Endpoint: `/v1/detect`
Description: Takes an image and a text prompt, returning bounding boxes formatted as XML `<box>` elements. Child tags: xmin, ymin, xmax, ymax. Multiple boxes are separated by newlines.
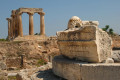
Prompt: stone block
<box><xmin>53</xmin><ymin>56</ymin><xmax>120</xmax><ymax>80</ymax></box>
<box><xmin>57</xmin><ymin>17</ymin><xmax>112</xmax><ymax>62</ymax></box>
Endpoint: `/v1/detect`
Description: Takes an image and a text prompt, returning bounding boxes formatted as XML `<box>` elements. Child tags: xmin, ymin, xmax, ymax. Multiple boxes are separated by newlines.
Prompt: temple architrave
<box><xmin>6</xmin><ymin>8</ymin><xmax>45</xmax><ymax>40</ymax></box>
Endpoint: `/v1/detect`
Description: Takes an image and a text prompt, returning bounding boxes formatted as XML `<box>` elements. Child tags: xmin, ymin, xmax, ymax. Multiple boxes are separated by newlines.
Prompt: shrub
<box><xmin>8</xmin><ymin>76</ymin><xmax>16</xmax><ymax>80</ymax></box>
<box><xmin>0</xmin><ymin>38</ymin><xmax>7</xmax><ymax>41</ymax></box>
<box><xmin>37</xmin><ymin>58</ymin><xmax>47</xmax><ymax>67</ymax></box>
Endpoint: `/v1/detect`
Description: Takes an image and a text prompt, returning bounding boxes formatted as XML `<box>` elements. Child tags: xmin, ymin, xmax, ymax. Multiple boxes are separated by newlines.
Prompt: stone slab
<box><xmin>57</xmin><ymin>25</ymin><xmax>112</xmax><ymax>62</ymax></box>
<box><xmin>53</xmin><ymin>56</ymin><xmax>120</xmax><ymax>80</ymax></box>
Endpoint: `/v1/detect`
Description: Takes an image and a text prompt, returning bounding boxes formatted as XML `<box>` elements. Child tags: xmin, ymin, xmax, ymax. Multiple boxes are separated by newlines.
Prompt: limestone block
<box><xmin>53</xmin><ymin>56</ymin><xmax>82</xmax><ymax>80</ymax></box>
<box><xmin>82</xmin><ymin>21</ymin><xmax>99</xmax><ymax>26</ymax></box>
<box><xmin>57</xmin><ymin>19</ymin><xmax>112</xmax><ymax>62</ymax></box>
<box><xmin>53</xmin><ymin>56</ymin><xmax>120</xmax><ymax>80</ymax></box>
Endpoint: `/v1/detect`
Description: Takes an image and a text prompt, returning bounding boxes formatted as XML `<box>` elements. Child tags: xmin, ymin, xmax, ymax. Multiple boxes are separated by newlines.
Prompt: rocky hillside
<box><xmin>112</xmin><ymin>35</ymin><xmax>120</xmax><ymax>49</ymax></box>
<box><xmin>0</xmin><ymin>39</ymin><xmax>60</xmax><ymax>69</ymax></box>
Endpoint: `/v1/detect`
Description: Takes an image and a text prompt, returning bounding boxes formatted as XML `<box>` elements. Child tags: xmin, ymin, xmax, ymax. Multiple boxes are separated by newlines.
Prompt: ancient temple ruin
<box><xmin>53</xmin><ymin>16</ymin><xmax>120</xmax><ymax>80</ymax></box>
<box><xmin>6</xmin><ymin>8</ymin><xmax>46</xmax><ymax>40</ymax></box>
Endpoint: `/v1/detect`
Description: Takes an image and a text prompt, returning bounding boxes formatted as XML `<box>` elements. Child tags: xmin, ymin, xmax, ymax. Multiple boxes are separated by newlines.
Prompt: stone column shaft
<box><xmin>14</xmin><ymin>15</ymin><xmax>17</xmax><ymax>37</ymax></box>
<box><xmin>10</xmin><ymin>19</ymin><xmax>13</xmax><ymax>38</ymax></box>
<box><xmin>39</xmin><ymin>12</ymin><xmax>45</xmax><ymax>35</ymax></box>
<box><xmin>18</xmin><ymin>13</ymin><xmax>23</xmax><ymax>37</ymax></box>
<box><xmin>8</xmin><ymin>20</ymin><xmax>11</xmax><ymax>39</ymax></box>
<box><xmin>16</xmin><ymin>15</ymin><xmax>19</xmax><ymax>36</ymax></box>
<box><xmin>12</xmin><ymin>16</ymin><xmax>15</xmax><ymax>38</ymax></box>
<box><xmin>6</xmin><ymin>18</ymin><xmax>11</xmax><ymax>40</ymax></box>
<box><xmin>11</xmin><ymin>10</ymin><xmax>17</xmax><ymax>38</ymax></box>
<box><xmin>28</xmin><ymin>13</ymin><xmax>34</xmax><ymax>35</ymax></box>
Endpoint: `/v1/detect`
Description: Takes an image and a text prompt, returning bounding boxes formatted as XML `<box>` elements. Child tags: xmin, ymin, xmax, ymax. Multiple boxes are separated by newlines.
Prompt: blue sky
<box><xmin>0</xmin><ymin>0</ymin><xmax>120</xmax><ymax>38</ymax></box>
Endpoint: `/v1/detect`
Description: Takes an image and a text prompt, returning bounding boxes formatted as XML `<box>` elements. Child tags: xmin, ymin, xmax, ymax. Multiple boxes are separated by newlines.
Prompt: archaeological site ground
<box><xmin>0</xmin><ymin>1</ymin><xmax>120</xmax><ymax>80</ymax></box>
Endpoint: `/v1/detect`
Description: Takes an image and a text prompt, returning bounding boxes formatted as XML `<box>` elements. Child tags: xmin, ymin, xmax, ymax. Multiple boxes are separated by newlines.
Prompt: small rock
<box><xmin>105</xmin><ymin>58</ymin><xmax>114</xmax><ymax>63</ymax></box>
<box><xmin>0</xmin><ymin>62</ymin><xmax>6</xmax><ymax>70</ymax></box>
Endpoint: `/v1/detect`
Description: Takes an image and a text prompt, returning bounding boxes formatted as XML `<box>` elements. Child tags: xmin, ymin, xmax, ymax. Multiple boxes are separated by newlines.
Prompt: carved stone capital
<box><xmin>18</xmin><ymin>12</ymin><xmax>23</xmax><ymax>16</ymax></box>
<box><xmin>6</xmin><ymin>18</ymin><xmax>11</xmax><ymax>21</ymax></box>
<box><xmin>12</xmin><ymin>10</ymin><xmax>16</xmax><ymax>15</ymax></box>
<box><xmin>11</xmin><ymin>15</ymin><xmax>16</xmax><ymax>18</ymax></box>
<box><xmin>27</xmin><ymin>12</ymin><xmax>34</xmax><ymax>15</ymax></box>
<box><xmin>38</xmin><ymin>12</ymin><xmax>45</xmax><ymax>16</ymax></box>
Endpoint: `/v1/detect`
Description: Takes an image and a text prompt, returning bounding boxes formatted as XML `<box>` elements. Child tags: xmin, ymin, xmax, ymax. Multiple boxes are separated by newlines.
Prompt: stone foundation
<box><xmin>53</xmin><ymin>56</ymin><xmax>120</xmax><ymax>80</ymax></box>
<box><xmin>13</xmin><ymin>35</ymin><xmax>48</xmax><ymax>41</ymax></box>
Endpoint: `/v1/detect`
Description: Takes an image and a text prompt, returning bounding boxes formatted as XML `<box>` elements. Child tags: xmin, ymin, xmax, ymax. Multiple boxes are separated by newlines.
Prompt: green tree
<box><xmin>102</xmin><ymin>25</ymin><xmax>109</xmax><ymax>31</ymax></box>
<box><xmin>102</xmin><ymin>25</ymin><xmax>114</xmax><ymax>36</ymax></box>
<box><xmin>35</xmin><ymin>33</ymin><xmax>38</xmax><ymax>35</ymax></box>
<box><xmin>35</xmin><ymin>33</ymin><xmax>40</xmax><ymax>35</ymax></box>
<box><xmin>109</xmin><ymin>28</ymin><xmax>114</xmax><ymax>35</ymax></box>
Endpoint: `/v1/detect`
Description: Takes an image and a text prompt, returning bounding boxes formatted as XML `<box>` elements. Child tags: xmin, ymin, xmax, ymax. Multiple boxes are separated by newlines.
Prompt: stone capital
<box><xmin>38</xmin><ymin>12</ymin><xmax>45</xmax><ymax>16</ymax></box>
<box><xmin>12</xmin><ymin>10</ymin><xmax>16</xmax><ymax>15</ymax></box>
<box><xmin>27</xmin><ymin>12</ymin><xmax>34</xmax><ymax>15</ymax></box>
<box><xmin>11</xmin><ymin>14</ymin><xmax>16</xmax><ymax>18</ymax></box>
<box><xmin>6</xmin><ymin>18</ymin><xmax>11</xmax><ymax>21</ymax></box>
<box><xmin>18</xmin><ymin>12</ymin><xmax>23</xmax><ymax>16</ymax></box>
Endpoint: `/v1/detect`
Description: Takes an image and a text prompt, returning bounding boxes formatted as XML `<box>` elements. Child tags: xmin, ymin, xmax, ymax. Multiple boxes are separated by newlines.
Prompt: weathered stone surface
<box><xmin>57</xmin><ymin>16</ymin><xmax>112</xmax><ymax>62</ymax></box>
<box><xmin>0</xmin><ymin>62</ymin><xmax>6</xmax><ymax>70</ymax></box>
<box><xmin>16</xmin><ymin>8</ymin><xmax>43</xmax><ymax>13</ymax></box>
<box><xmin>112</xmin><ymin>50</ymin><xmax>120</xmax><ymax>62</ymax></box>
<box><xmin>13</xmin><ymin>35</ymin><xmax>48</xmax><ymax>41</ymax></box>
<box><xmin>67</xmin><ymin>16</ymin><xmax>82</xmax><ymax>29</ymax></box>
<box><xmin>53</xmin><ymin>56</ymin><xmax>120</xmax><ymax>80</ymax></box>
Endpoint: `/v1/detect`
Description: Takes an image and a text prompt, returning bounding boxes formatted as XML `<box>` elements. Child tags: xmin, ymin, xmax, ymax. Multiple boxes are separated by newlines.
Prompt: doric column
<box><xmin>10</xmin><ymin>18</ymin><xmax>13</xmax><ymax>39</ymax></box>
<box><xmin>14</xmin><ymin>15</ymin><xmax>18</xmax><ymax>37</ymax></box>
<box><xmin>11</xmin><ymin>10</ymin><xmax>16</xmax><ymax>38</ymax></box>
<box><xmin>18</xmin><ymin>13</ymin><xmax>23</xmax><ymax>37</ymax></box>
<box><xmin>6</xmin><ymin>18</ymin><xmax>11</xmax><ymax>40</ymax></box>
<box><xmin>38</xmin><ymin>12</ymin><xmax>45</xmax><ymax>35</ymax></box>
<box><xmin>11</xmin><ymin>15</ymin><xmax>15</xmax><ymax>38</ymax></box>
<box><xmin>27</xmin><ymin>12</ymin><xmax>34</xmax><ymax>35</ymax></box>
<box><xmin>16</xmin><ymin>15</ymin><xmax>19</xmax><ymax>37</ymax></box>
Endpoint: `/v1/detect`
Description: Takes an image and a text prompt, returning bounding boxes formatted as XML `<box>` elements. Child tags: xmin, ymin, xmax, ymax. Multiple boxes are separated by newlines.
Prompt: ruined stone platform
<box><xmin>53</xmin><ymin>56</ymin><xmax>120</xmax><ymax>80</ymax></box>
<box><xmin>13</xmin><ymin>35</ymin><xmax>48</xmax><ymax>41</ymax></box>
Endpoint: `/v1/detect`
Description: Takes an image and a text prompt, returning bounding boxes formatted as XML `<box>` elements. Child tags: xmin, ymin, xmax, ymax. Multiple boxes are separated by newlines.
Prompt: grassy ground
<box><xmin>8</xmin><ymin>76</ymin><xmax>17</xmax><ymax>80</ymax></box>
